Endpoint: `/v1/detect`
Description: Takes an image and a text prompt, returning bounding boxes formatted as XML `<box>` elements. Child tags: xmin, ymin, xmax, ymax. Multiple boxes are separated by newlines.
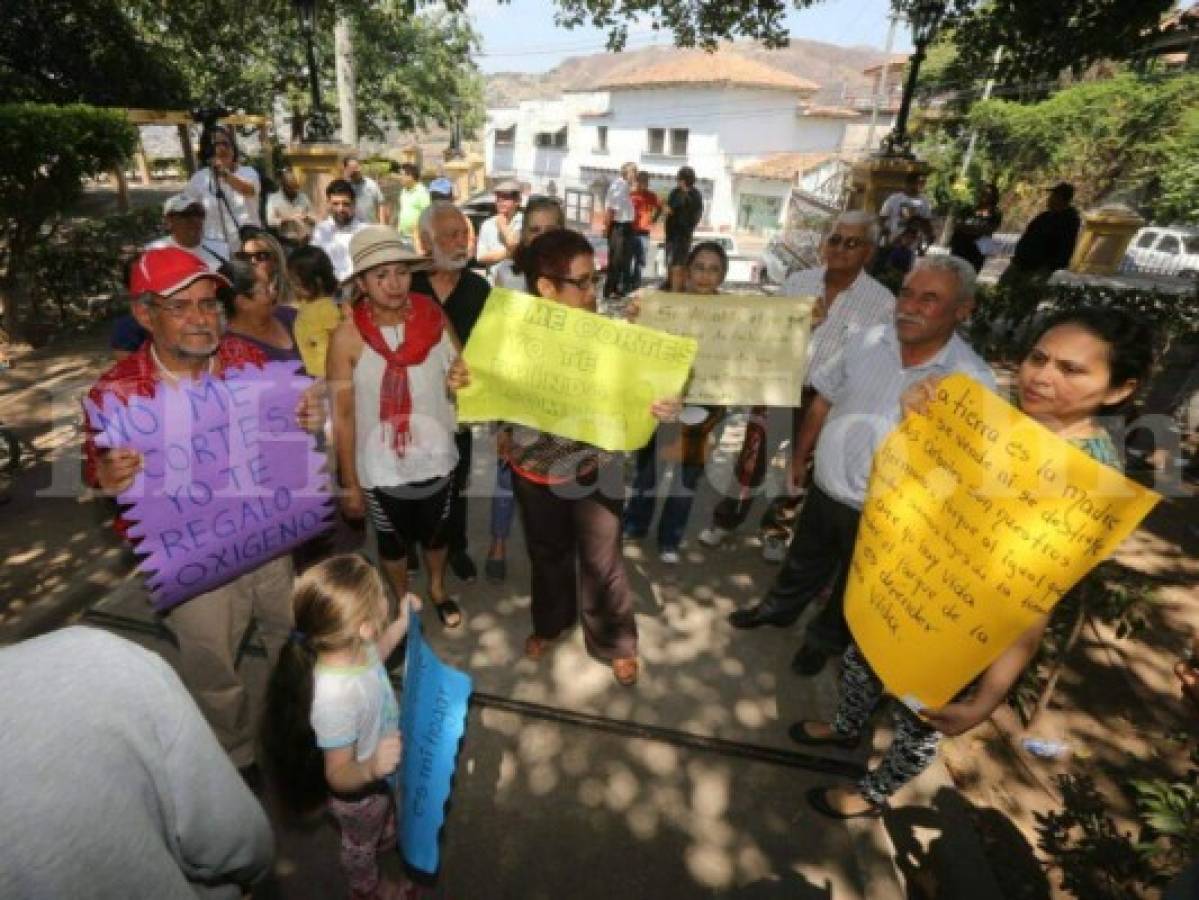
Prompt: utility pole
<box><xmin>865</xmin><ymin>11</ymin><xmax>899</xmax><ymax>152</ymax></box>
<box><xmin>335</xmin><ymin>13</ymin><xmax>358</xmax><ymax>147</ymax></box>
<box><xmin>939</xmin><ymin>45</ymin><xmax>1004</xmax><ymax>245</ymax></box>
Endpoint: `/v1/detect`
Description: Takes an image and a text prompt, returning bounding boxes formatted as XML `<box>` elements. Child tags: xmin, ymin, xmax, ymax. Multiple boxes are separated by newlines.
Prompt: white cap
<box><xmin>163</xmin><ymin>193</ymin><xmax>204</xmax><ymax>216</ymax></box>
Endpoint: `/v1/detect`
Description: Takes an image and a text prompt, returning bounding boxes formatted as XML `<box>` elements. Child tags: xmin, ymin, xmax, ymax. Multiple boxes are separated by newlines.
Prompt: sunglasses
<box><xmin>235</xmin><ymin>251</ymin><xmax>274</xmax><ymax>264</ymax></box>
<box><xmin>826</xmin><ymin>234</ymin><xmax>868</xmax><ymax>250</ymax></box>
<box><xmin>212</xmin><ymin>140</ymin><xmax>233</xmax><ymax>149</ymax></box>
<box><xmin>554</xmin><ymin>272</ymin><xmax>603</xmax><ymax>291</ymax></box>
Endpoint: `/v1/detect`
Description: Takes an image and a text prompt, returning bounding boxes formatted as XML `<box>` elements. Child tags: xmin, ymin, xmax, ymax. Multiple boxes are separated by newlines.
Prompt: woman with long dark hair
<box><xmin>447</xmin><ymin>229</ymin><xmax>681</xmax><ymax>685</ymax></box>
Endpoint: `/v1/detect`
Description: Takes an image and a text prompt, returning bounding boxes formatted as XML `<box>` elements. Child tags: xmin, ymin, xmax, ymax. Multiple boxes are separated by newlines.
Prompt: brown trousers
<box><xmin>511</xmin><ymin>470</ymin><xmax>638</xmax><ymax>661</ymax></box>
<box><xmin>167</xmin><ymin>555</ymin><xmax>295</xmax><ymax>767</ymax></box>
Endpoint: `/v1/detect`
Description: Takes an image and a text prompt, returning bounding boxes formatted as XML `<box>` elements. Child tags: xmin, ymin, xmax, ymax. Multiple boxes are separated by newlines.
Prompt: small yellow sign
<box><xmin>638</xmin><ymin>291</ymin><xmax>815</xmax><ymax>406</ymax></box>
<box><xmin>457</xmin><ymin>288</ymin><xmax>698</xmax><ymax>452</ymax></box>
<box><xmin>845</xmin><ymin>374</ymin><xmax>1159</xmax><ymax>708</ymax></box>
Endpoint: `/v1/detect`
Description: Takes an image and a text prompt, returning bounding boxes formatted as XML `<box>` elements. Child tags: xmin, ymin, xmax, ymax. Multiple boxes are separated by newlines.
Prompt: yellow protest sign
<box><xmin>637</xmin><ymin>291</ymin><xmax>815</xmax><ymax>406</ymax></box>
<box><xmin>457</xmin><ymin>288</ymin><xmax>697</xmax><ymax>452</ymax></box>
<box><xmin>845</xmin><ymin>374</ymin><xmax>1159</xmax><ymax>709</ymax></box>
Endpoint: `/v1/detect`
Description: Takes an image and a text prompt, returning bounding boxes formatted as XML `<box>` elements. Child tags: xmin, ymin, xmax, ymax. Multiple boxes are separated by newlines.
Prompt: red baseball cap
<box><xmin>129</xmin><ymin>247</ymin><xmax>229</xmax><ymax>297</ymax></box>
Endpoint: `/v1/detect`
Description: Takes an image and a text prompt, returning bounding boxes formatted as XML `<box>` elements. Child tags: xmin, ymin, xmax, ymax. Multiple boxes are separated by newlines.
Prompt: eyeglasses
<box><xmin>235</xmin><ymin>251</ymin><xmax>274</xmax><ymax>264</ymax></box>
<box><xmin>554</xmin><ymin>272</ymin><xmax>603</xmax><ymax>291</ymax></box>
<box><xmin>150</xmin><ymin>298</ymin><xmax>223</xmax><ymax>318</ymax></box>
<box><xmin>212</xmin><ymin>140</ymin><xmax>232</xmax><ymax>149</ymax></box>
<box><xmin>826</xmin><ymin>234</ymin><xmax>868</xmax><ymax>250</ymax></box>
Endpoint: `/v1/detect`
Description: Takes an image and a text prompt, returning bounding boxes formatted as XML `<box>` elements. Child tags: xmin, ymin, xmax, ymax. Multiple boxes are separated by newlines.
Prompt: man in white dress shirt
<box><xmin>729</xmin><ymin>255</ymin><xmax>995</xmax><ymax>678</ymax></box>
<box><xmin>603</xmin><ymin>162</ymin><xmax>637</xmax><ymax>299</ymax></box>
<box><xmin>699</xmin><ymin>211</ymin><xmax>895</xmax><ymax>560</ymax></box>
<box><xmin>312</xmin><ymin>178</ymin><xmax>367</xmax><ymax>282</ymax></box>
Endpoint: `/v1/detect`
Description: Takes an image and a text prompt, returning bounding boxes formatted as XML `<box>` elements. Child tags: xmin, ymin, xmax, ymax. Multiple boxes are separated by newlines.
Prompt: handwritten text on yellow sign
<box><xmin>845</xmin><ymin>374</ymin><xmax>1159</xmax><ymax>708</ymax></box>
<box><xmin>638</xmin><ymin>292</ymin><xmax>814</xmax><ymax>406</ymax></box>
<box><xmin>457</xmin><ymin>288</ymin><xmax>697</xmax><ymax>452</ymax></box>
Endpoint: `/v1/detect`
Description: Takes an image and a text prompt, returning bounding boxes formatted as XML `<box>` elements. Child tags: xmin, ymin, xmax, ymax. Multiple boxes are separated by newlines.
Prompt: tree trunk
<box><xmin>335</xmin><ymin>14</ymin><xmax>357</xmax><ymax>147</ymax></box>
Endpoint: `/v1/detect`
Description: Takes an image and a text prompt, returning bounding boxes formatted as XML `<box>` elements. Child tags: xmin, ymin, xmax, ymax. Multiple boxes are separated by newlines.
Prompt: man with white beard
<box><xmin>410</xmin><ymin>201</ymin><xmax>492</xmax><ymax>582</ymax></box>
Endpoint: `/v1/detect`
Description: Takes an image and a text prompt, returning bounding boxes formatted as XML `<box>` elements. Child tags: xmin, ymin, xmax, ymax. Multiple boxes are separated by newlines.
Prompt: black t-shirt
<box><xmin>411</xmin><ymin>269</ymin><xmax>491</xmax><ymax>345</ymax></box>
<box><xmin>666</xmin><ymin>187</ymin><xmax>703</xmax><ymax>239</ymax></box>
<box><xmin>1013</xmin><ymin>207</ymin><xmax>1081</xmax><ymax>273</ymax></box>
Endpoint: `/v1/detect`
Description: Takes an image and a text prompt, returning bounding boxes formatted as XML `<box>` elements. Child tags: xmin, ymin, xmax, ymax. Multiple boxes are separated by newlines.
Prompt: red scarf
<box><xmin>353</xmin><ymin>292</ymin><xmax>445</xmax><ymax>456</ymax></box>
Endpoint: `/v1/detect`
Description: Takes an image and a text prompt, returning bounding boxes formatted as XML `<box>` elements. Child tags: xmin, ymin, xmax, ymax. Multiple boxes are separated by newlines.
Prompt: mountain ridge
<box><xmin>483</xmin><ymin>38</ymin><xmax>897</xmax><ymax>108</ymax></box>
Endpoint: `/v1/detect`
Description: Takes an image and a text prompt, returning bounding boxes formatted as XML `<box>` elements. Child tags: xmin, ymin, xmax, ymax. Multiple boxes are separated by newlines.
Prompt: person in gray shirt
<box><xmin>0</xmin><ymin>627</ymin><xmax>274</xmax><ymax>900</ymax></box>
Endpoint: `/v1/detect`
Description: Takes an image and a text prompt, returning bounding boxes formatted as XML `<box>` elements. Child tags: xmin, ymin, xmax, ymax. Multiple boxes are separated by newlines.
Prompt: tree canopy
<box><xmin>913</xmin><ymin>72</ymin><xmax>1199</xmax><ymax>226</ymax></box>
<box><xmin>1</xmin><ymin>0</ymin><xmax>483</xmax><ymax>138</ymax></box>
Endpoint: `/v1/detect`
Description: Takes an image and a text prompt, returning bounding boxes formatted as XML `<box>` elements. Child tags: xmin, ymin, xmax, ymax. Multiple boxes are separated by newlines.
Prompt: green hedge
<box><xmin>970</xmin><ymin>278</ymin><xmax>1199</xmax><ymax>363</ymax></box>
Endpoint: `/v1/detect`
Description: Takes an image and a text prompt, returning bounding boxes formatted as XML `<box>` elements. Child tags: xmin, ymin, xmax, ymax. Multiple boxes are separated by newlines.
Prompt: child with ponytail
<box><xmin>262</xmin><ymin>554</ymin><xmax>419</xmax><ymax>900</ymax></box>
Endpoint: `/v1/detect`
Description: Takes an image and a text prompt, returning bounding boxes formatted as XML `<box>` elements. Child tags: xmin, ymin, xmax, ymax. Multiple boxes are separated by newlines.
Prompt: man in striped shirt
<box><xmin>699</xmin><ymin>211</ymin><xmax>895</xmax><ymax>560</ymax></box>
<box><xmin>729</xmin><ymin>255</ymin><xmax>996</xmax><ymax>677</ymax></box>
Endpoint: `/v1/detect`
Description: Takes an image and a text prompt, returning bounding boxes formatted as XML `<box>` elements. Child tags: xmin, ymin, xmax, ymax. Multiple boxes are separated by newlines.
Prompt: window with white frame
<box><xmin>669</xmin><ymin>128</ymin><xmax>689</xmax><ymax>156</ymax></box>
<box><xmin>535</xmin><ymin>126</ymin><xmax>568</xmax><ymax>149</ymax></box>
<box><xmin>596</xmin><ymin>125</ymin><xmax>608</xmax><ymax>152</ymax></box>
<box><xmin>647</xmin><ymin>128</ymin><xmax>665</xmax><ymax>154</ymax></box>
<box><xmin>494</xmin><ymin>125</ymin><xmax>516</xmax><ymax>147</ymax></box>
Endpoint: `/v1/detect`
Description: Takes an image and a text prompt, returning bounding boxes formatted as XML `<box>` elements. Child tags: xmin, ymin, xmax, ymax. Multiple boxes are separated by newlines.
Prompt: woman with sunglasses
<box><xmin>187</xmin><ymin>125</ymin><xmax>261</xmax><ymax>254</ymax></box>
<box><xmin>447</xmin><ymin>229</ymin><xmax>681</xmax><ymax>686</ymax></box>
<box><xmin>236</xmin><ymin>228</ymin><xmax>294</xmax><ymax>308</ymax></box>
<box><xmin>217</xmin><ymin>259</ymin><xmax>300</xmax><ymax>366</ymax></box>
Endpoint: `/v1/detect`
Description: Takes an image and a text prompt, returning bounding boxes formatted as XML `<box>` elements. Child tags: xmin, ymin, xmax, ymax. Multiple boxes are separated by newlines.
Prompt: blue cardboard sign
<box><xmin>396</xmin><ymin>612</ymin><xmax>472</xmax><ymax>874</ymax></box>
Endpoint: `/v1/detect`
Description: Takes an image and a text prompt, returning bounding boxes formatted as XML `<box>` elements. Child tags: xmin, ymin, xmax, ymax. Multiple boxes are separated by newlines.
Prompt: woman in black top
<box><xmin>663</xmin><ymin>166</ymin><xmax>703</xmax><ymax>291</ymax></box>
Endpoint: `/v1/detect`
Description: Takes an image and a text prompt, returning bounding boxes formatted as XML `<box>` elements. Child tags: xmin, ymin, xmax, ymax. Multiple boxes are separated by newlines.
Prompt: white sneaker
<box><xmin>659</xmin><ymin>549</ymin><xmax>681</xmax><ymax>565</ymax></box>
<box><xmin>697</xmin><ymin>526</ymin><xmax>729</xmax><ymax>548</ymax></box>
<box><xmin>762</xmin><ymin>535</ymin><xmax>787</xmax><ymax>563</ymax></box>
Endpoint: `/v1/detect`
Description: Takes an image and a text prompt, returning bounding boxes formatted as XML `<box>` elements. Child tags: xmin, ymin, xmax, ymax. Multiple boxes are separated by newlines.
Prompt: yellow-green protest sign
<box><xmin>637</xmin><ymin>291</ymin><xmax>815</xmax><ymax>406</ymax></box>
<box><xmin>457</xmin><ymin>288</ymin><xmax>697</xmax><ymax>452</ymax></box>
<box><xmin>845</xmin><ymin>374</ymin><xmax>1159</xmax><ymax>709</ymax></box>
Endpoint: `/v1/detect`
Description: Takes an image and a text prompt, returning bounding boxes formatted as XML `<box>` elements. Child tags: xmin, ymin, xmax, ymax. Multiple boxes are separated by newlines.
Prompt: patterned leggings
<box><xmin>328</xmin><ymin>788</ymin><xmax>397</xmax><ymax>898</ymax></box>
<box><xmin>831</xmin><ymin>644</ymin><xmax>942</xmax><ymax>806</ymax></box>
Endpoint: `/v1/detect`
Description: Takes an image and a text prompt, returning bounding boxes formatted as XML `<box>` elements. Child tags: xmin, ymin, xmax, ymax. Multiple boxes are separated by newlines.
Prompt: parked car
<box><xmin>654</xmin><ymin>232</ymin><xmax>760</xmax><ymax>284</ymax></box>
<box><xmin>1125</xmin><ymin>226</ymin><xmax>1199</xmax><ymax>279</ymax></box>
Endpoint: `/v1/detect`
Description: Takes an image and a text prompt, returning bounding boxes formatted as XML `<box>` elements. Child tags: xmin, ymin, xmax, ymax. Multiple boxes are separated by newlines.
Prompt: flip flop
<box><xmin>432</xmin><ymin>596</ymin><xmax>462</xmax><ymax>629</ymax></box>
<box><xmin>806</xmin><ymin>786</ymin><xmax>886</xmax><ymax>820</ymax></box>
<box><xmin>788</xmin><ymin>720</ymin><xmax>862</xmax><ymax>750</ymax></box>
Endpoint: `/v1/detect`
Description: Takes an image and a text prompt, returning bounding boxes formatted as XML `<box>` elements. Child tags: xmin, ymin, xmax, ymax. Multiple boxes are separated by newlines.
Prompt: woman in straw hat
<box><xmin>327</xmin><ymin>225</ymin><xmax>464</xmax><ymax>628</ymax></box>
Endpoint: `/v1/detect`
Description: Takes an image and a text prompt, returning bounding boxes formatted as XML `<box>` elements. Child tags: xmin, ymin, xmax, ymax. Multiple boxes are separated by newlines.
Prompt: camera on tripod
<box><xmin>191</xmin><ymin>106</ymin><xmax>231</xmax><ymax>129</ymax></box>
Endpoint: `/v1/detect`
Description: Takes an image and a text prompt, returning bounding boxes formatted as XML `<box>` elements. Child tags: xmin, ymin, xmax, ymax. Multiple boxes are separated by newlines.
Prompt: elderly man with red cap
<box><xmin>83</xmin><ymin>246</ymin><xmax>323</xmax><ymax>786</ymax></box>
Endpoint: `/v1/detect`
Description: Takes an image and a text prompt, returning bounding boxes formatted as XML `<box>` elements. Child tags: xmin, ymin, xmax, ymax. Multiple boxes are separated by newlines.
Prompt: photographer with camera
<box><xmin>186</xmin><ymin>122</ymin><xmax>261</xmax><ymax>257</ymax></box>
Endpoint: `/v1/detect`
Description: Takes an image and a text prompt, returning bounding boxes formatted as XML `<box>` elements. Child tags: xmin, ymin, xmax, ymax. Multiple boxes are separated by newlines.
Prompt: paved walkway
<box><xmin>73</xmin><ymin>420</ymin><xmax>1004</xmax><ymax>899</ymax></box>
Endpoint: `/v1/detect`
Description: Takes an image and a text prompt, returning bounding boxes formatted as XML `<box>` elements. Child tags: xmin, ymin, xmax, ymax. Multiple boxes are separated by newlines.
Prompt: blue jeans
<box><xmin>491</xmin><ymin>458</ymin><xmax>516</xmax><ymax>539</ymax></box>
<box><xmin>624</xmin><ymin>433</ymin><xmax>704</xmax><ymax>552</ymax></box>
<box><xmin>629</xmin><ymin>233</ymin><xmax>649</xmax><ymax>291</ymax></box>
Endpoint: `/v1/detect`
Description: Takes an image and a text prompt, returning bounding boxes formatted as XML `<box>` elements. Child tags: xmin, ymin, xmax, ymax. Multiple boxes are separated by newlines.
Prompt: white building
<box><xmin>484</xmin><ymin>51</ymin><xmax>896</xmax><ymax>234</ymax></box>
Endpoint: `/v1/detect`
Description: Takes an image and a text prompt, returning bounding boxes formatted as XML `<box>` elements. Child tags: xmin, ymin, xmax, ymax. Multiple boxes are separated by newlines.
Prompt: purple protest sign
<box><xmin>84</xmin><ymin>360</ymin><xmax>333</xmax><ymax>611</ymax></box>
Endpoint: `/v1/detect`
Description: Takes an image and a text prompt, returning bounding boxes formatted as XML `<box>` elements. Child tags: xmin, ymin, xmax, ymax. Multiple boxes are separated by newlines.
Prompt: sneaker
<box><xmin>697</xmin><ymin>526</ymin><xmax>729</xmax><ymax>548</ymax></box>
<box><xmin>762</xmin><ymin>534</ymin><xmax>787</xmax><ymax>563</ymax></box>
<box><xmin>448</xmin><ymin>551</ymin><xmax>477</xmax><ymax>582</ymax></box>
<box><xmin>659</xmin><ymin>549</ymin><xmax>680</xmax><ymax>565</ymax></box>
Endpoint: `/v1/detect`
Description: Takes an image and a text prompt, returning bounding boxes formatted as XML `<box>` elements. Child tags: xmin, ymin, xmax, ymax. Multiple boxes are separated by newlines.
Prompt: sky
<box><xmin>471</xmin><ymin>0</ymin><xmax>915</xmax><ymax>74</ymax></box>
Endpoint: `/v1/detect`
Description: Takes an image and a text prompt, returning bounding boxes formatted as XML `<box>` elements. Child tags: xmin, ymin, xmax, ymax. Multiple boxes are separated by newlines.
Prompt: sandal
<box><xmin>788</xmin><ymin>720</ymin><xmax>861</xmax><ymax>750</ymax></box>
<box><xmin>524</xmin><ymin>633</ymin><xmax>555</xmax><ymax>660</ymax></box>
<box><xmin>805</xmin><ymin>786</ymin><xmax>886</xmax><ymax>820</ymax></box>
<box><xmin>612</xmin><ymin>657</ymin><xmax>639</xmax><ymax>686</ymax></box>
<box><xmin>432</xmin><ymin>596</ymin><xmax>462</xmax><ymax>629</ymax></box>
